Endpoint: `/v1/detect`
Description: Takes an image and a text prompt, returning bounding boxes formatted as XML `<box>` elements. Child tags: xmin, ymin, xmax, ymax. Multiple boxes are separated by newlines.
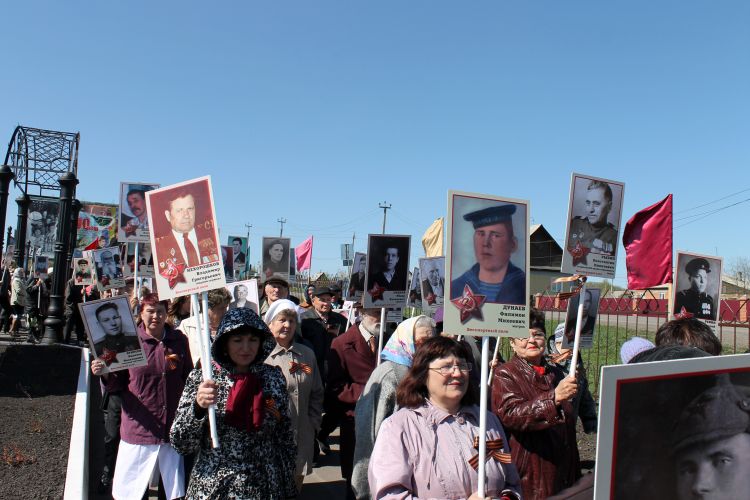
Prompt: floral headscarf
<box><xmin>380</xmin><ymin>315</ymin><xmax>434</xmax><ymax>367</ymax></box>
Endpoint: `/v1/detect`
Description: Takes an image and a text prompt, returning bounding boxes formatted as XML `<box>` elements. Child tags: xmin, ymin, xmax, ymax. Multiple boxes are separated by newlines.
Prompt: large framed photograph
<box><xmin>118</xmin><ymin>182</ymin><xmax>160</xmax><ymax>243</ymax></box>
<box><xmin>594</xmin><ymin>354</ymin><xmax>750</xmax><ymax>499</ymax></box>
<box><xmin>27</xmin><ymin>195</ymin><xmax>59</xmax><ymax>257</ymax></box>
<box><xmin>120</xmin><ymin>242</ymin><xmax>155</xmax><ymax>278</ymax></box>
<box><xmin>407</xmin><ymin>267</ymin><xmax>422</xmax><ymax>307</ymax></box>
<box><xmin>79</xmin><ymin>296</ymin><xmax>146</xmax><ymax>373</ymax></box>
<box><xmin>672</xmin><ymin>251</ymin><xmax>722</xmax><ymax>332</ymax></box>
<box><xmin>261</xmin><ymin>237</ymin><xmax>291</xmax><ymax>282</ymax></box>
<box><xmin>363</xmin><ymin>234</ymin><xmax>411</xmax><ymax>308</ymax></box>
<box><xmin>419</xmin><ymin>256</ymin><xmax>445</xmax><ymax>316</ymax></box>
<box><xmin>73</xmin><ymin>257</ymin><xmax>94</xmax><ymax>286</ymax></box>
<box><xmin>445</xmin><ymin>190</ymin><xmax>529</xmax><ymax>338</ymax></box>
<box><xmin>346</xmin><ymin>252</ymin><xmax>367</xmax><ymax>301</ymax></box>
<box><xmin>561</xmin><ymin>173</ymin><xmax>625</xmax><ymax>279</ymax></box>
<box><xmin>92</xmin><ymin>247</ymin><xmax>126</xmax><ymax>290</ymax></box>
<box><xmin>227</xmin><ymin>235</ymin><xmax>248</xmax><ymax>272</ymax></box>
<box><xmin>225</xmin><ymin>279</ymin><xmax>260</xmax><ymax>314</ymax></box>
<box><xmin>76</xmin><ymin>202</ymin><xmax>118</xmax><ymax>251</ymax></box>
<box><xmin>146</xmin><ymin>176</ymin><xmax>225</xmax><ymax>300</ymax></box>
<box><xmin>561</xmin><ymin>287</ymin><xmax>601</xmax><ymax>349</ymax></box>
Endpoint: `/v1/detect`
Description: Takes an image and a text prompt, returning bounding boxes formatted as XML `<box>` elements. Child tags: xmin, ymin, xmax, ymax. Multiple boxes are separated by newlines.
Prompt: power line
<box><xmin>675</xmin><ymin>187</ymin><xmax>750</xmax><ymax>215</ymax></box>
<box><xmin>675</xmin><ymin>198</ymin><xmax>750</xmax><ymax>229</ymax></box>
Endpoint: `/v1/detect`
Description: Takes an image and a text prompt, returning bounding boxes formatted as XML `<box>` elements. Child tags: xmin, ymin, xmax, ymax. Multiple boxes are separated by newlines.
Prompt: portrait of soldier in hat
<box><xmin>674</xmin><ymin>254</ymin><xmax>721</xmax><ymax>320</ymax></box>
<box><xmin>672</xmin><ymin>376</ymin><xmax>750</xmax><ymax>499</ymax></box>
<box><xmin>449</xmin><ymin>202</ymin><xmax>526</xmax><ymax>305</ymax></box>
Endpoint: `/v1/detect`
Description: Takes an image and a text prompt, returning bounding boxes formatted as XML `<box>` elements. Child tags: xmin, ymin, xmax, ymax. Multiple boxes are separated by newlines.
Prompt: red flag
<box><xmin>295</xmin><ymin>236</ymin><xmax>313</xmax><ymax>272</ymax></box>
<box><xmin>622</xmin><ymin>194</ymin><xmax>673</xmax><ymax>289</ymax></box>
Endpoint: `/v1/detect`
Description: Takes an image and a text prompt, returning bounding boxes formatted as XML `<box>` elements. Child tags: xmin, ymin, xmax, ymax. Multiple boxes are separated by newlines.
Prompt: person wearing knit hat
<box><xmin>620</xmin><ymin>337</ymin><xmax>655</xmax><ymax>364</ymax></box>
<box><xmin>264</xmin><ymin>299</ymin><xmax>323</xmax><ymax>493</ymax></box>
<box><xmin>170</xmin><ymin>308</ymin><xmax>297</xmax><ymax>499</ymax></box>
<box><xmin>672</xmin><ymin>376</ymin><xmax>750</xmax><ymax>498</ymax></box>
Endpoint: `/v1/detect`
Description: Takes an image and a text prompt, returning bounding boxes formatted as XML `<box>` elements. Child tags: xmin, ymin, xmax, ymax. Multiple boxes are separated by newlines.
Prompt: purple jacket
<box><xmin>107</xmin><ymin>324</ymin><xmax>191</xmax><ymax>445</ymax></box>
<box><xmin>369</xmin><ymin>402</ymin><xmax>522</xmax><ymax>499</ymax></box>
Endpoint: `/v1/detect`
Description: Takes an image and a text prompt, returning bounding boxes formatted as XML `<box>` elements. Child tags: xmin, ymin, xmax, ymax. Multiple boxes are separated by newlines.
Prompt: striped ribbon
<box><xmin>289</xmin><ymin>361</ymin><xmax>313</xmax><ymax>375</ymax></box>
<box><xmin>468</xmin><ymin>436</ymin><xmax>512</xmax><ymax>471</ymax></box>
<box><xmin>264</xmin><ymin>398</ymin><xmax>282</xmax><ymax>421</ymax></box>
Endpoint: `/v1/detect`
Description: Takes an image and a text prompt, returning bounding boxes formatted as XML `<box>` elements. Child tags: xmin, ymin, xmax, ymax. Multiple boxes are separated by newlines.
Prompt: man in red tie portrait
<box><xmin>152</xmin><ymin>186</ymin><xmax>220</xmax><ymax>271</ymax></box>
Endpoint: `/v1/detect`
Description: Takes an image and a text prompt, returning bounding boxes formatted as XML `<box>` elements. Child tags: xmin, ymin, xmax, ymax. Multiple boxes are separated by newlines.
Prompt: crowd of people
<box><xmin>41</xmin><ymin>268</ymin><xmax>731</xmax><ymax>500</ymax></box>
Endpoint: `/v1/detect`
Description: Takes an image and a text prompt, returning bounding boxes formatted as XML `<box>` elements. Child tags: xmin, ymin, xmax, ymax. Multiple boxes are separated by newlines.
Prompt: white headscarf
<box><xmin>263</xmin><ymin>298</ymin><xmax>300</xmax><ymax>325</ymax></box>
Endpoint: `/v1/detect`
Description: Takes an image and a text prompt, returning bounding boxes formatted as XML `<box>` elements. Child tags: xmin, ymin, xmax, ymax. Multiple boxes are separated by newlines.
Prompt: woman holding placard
<box><xmin>170</xmin><ymin>307</ymin><xmax>297</xmax><ymax>499</ymax></box>
<box><xmin>368</xmin><ymin>336</ymin><xmax>521</xmax><ymax>500</ymax></box>
<box><xmin>91</xmin><ymin>293</ymin><xmax>191</xmax><ymax>500</ymax></box>
<box><xmin>491</xmin><ymin>308</ymin><xmax>581</xmax><ymax>500</ymax></box>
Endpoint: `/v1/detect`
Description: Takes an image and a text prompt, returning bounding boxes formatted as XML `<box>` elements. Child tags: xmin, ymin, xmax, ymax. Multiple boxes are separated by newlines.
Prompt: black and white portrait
<box><xmin>673</xmin><ymin>252</ymin><xmax>722</xmax><ymax>324</ymax></box>
<box><xmin>92</xmin><ymin>246</ymin><xmax>126</xmax><ymax>290</ymax></box>
<box><xmin>79</xmin><ymin>296</ymin><xmax>146</xmax><ymax>373</ymax></box>
<box><xmin>561</xmin><ymin>287</ymin><xmax>601</xmax><ymax>349</ymax></box>
<box><xmin>262</xmin><ymin>237</ymin><xmax>291</xmax><ymax>282</ymax></box>
<box><xmin>73</xmin><ymin>257</ymin><xmax>94</xmax><ymax>286</ymax></box>
<box><xmin>225</xmin><ymin>279</ymin><xmax>260</xmax><ymax>314</ymax></box>
<box><xmin>347</xmin><ymin>252</ymin><xmax>367</xmax><ymax>300</ymax></box>
<box><xmin>227</xmin><ymin>235</ymin><xmax>248</xmax><ymax>272</ymax></box>
<box><xmin>121</xmin><ymin>242</ymin><xmax>155</xmax><ymax>278</ymax></box>
<box><xmin>363</xmin><ymin>234</ymin><xmax>410</xmax><ymax>308</ymax></box>
<box><xmin>420</xmin><ymin>256</ymin><xmax>445</xmax><ymax>314</ymax></box>
<box><xmin>561</xmin><ymin>173</ymin><xmax>625</xmax><ymax>278</ymax></box>
<box><xmin>407</xmin><ymin>267</ymin><xmax>421</xmax><ymax>307</ymax></box>
<box><xmin>595</xmin><ymin>355</ymin><xmax>750</xmax><ymax>500</ymax></box>
<box><xmin>27</xmin><ymin>196</ymin><xmax>59</xmax><ymax>257</ymax></box>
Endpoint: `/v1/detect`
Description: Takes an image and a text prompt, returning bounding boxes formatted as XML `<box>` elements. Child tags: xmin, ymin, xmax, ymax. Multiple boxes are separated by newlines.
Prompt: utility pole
<box><xmin>244</xmin><ymin>223</ymin><xmax>252</xmax><ymax>278</ymax></box>
<box><xmin>277</xmin><ymin>218</ymin><xmax>287</xmax><ymax>237</ymax></box>
<box><xmin>379</xmin><ymin>202</ymin><xmax>391</xmax><ymax>234</ymax></box>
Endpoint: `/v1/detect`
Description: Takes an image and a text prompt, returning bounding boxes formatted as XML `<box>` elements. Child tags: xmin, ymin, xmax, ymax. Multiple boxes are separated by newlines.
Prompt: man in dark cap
<box><xmin>567</xmin><ymin>180</ymin><xmax>617</xmax><ymax>256</ymax></box>
<box><xmin>672</xmin><ymin>377</ymin><xmax>750</xmax><ymax>499</ymax></box>
<box><xmin>674</xmin><ymin>257</ymin><xmax>715</xmax><ymax>320</ymax></box>
<box><xmin>300</xmin><ymin>286</ymin><xmax>348</xmax><ymax>374</ymax></box>
<box><xmin>450</xmin><ymin>204</ymin><xmax>526</xmax><ymax>305</ymax></box>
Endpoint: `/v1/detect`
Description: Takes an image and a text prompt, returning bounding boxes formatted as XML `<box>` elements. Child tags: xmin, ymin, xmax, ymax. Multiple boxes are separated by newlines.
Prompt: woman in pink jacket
<box><xmin>368</xmin><ymin>336</ymin><xmax>521</xmax><ymax>500</ymax></box>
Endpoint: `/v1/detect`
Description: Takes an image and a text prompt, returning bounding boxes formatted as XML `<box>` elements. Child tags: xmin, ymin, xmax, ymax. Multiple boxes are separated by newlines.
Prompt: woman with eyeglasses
<box><xmin>368</xmin><ymin>336</ymin><xmax>521</xmax><ymax>500</ymax></box>
<box><xmin>491</xmin><ymin>308</ymin><xmax>581</xmax><ymax>500</ymax></box>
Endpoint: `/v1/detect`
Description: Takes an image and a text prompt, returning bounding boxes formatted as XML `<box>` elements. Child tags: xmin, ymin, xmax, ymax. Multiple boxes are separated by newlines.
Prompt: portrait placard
<box><xmin>118</xmin><ymin>182</ymin><xmax>160</xmax><ymax>243</ymax></box>
<box><xmin>227</xmin><ymin>235</ymin><xmax>248</xmax><ymax>272</ymax></box>
<box><xmin>92</xmin><ymin>246</ymin><xmax>126</xmax><ymax>290</ymax></box>
<box><xmin>77</xmin><ymin>202</ymin><xmax>118</xmax><ymax>251</ymax></box>
<box><xmin>594</xmin><ymin>354</ymin><xmax>750</xmax><ymax>499</ymax></box>
<box><xmin>34</xmin><ymin>256</ymin><xmax>49</xmax><ymax>278</ymax></box>
<box><xmin>225</xmin><ymin>279</ymin><xmax>260</xmax><ymax>314</ymax></box>
<box><xmin>73</xmin><ymin>257</ymin><xmax>94</xmax><ymax>286</ymax></box>
<box><xmin>120</xmin><ymin>242</ymin><xmax>155</xmax><ymax>278</ymax></box>
<box><xmin>346</xmin><ymin>252</ymin><xmax>367</xmax><ymax>301</ymax></box>
<box><xmin>407</xmin><ymin>267</ymin><xmax>422</xmax><ymax>307</ymax></box>
<box><xmin>672</xmin><ymin>251</ymin><xmax>722</xmax><ymax>333</ymax></box>
<box><xmin>79</xmin><ymin>296</ymin><xmax>146</xmax><ymax>373</ymax></box>
<box><xmin>561</xmin><ymin>287</ymin><xmax>601</xmax><ymax>349</ymax></box>
<box><xmin>561</xmin><ymin>173</ymin><xmax>625</xmax><ymax>279</ymax></box>
<box><xmin>363</xmin><ymin>234</ymin><xmax>411</xmax><ymax>308</ymax></box>
<box><xmin>386</xmin><ymin>308</ymin><xmax>403</xmax><ymax>323</ymax></box>
<box><xmin>221</xmin><ymin>245</ymin><xmax>234</xmax><ymax>282</ymax></box>
<box><xmin>261</xmin><ymin>237</ymin><xmax>291</xmax><ymax>282</ymax></box>
<box><xmin>146</xmin><ymin>176</ymin><xmax>225</xmax><ymax>300</ymax></box>
<box><xmin>419</xmin><ymin>256</ymin><xmax>446</xmax><ymax>316</ymax></box>
<box><xmin>27</xmin><ymin>195</ymin><xmax>59</xmax><ymax>257</ymax></box>
<box><xmin>445</xmin><ymin>190</ymin><xmax>529</xmax><ymax>338</ymax></box>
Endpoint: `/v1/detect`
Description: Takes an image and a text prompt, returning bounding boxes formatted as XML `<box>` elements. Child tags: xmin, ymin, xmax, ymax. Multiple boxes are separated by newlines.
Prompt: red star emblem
<box><xmin>426</xmin><ymin>292</ymin><xmax>437</xmax><ymax>305</ymax></box>
<box><xmin>450</xmin><ymin>285</ymin><xmax>486</xmax><ymax>323</ymax></box>
<box><xmin>368</xmin><ymin>282</ymin><xmax>385</xmax><ymax>302</ymax></box>
<box><xmin>674</xmin><ymin>306</ymin><xmax>694</xmax><ymax>320</ymax></box>
<box><xmin>568</xmin><ymin>241</ymin><xmax>591</xmax><ymax>266</ymax></box>
<box><xmin>100</xmin><ymin>348</ymin><xmax>117</xmax><ymax>366</ymax></box>
<box><xmin>160</xmin><ymin>258</ymin><xmax>187</xmax><ymax>289</ymax></box>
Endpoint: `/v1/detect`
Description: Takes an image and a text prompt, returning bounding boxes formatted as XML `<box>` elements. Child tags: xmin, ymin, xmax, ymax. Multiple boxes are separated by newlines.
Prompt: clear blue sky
<box><xmin>2</xmin><ymin>1</ymin><xmax>748</xmax><ymax>287</ymax></box>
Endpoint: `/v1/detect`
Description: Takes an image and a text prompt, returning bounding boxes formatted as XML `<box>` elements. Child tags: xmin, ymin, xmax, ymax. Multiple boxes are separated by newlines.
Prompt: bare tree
<box><xmin>728</xmin><ymin>257</ymin><xmax>750</xmax><ymax>294</ymax></box>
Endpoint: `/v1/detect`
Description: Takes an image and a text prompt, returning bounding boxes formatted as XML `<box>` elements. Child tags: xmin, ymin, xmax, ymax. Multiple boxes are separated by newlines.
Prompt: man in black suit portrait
<box><xmin>371</xmin><ymin>245</ymin><xmax>404</xmax><ymax>291</ymax></box>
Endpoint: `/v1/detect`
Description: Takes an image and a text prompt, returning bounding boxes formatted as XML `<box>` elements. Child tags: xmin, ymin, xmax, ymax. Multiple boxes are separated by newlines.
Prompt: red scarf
<box><xmin>224</xmin><ymin>373</ymin><xmax>264</xmax><ymax>432</ymax></box>
<box><xmin>532</xmin><ymin>365</ymin><xmax>546</xmax><ymax>376</ymax></box>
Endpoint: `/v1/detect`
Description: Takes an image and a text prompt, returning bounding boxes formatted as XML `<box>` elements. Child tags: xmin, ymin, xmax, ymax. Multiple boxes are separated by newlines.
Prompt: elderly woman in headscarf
<box><xmin>263</xmin><ymin>299</ymin><xmax>324</xmax><ymax>493</ymax></box>
<box><xmin>170</xmin><ymin>308</ymin><xmax>296</xmax><ymax>499</ymax></box>
<box><xmin>9</xmin><ymin>267</ymin><xmax>26</xmax><ymax>335</ymax></box>
<box><xmin>351</xmin><ymin>314</ymin><xmax>436</xmax><ymax>499</ymax></box>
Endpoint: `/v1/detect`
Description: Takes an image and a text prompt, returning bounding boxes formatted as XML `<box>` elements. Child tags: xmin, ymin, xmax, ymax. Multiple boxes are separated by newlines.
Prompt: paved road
<box><xmin>299</xmin><ymin>429</ymin><xmax>347</xmax><ymax>499</ymax></box>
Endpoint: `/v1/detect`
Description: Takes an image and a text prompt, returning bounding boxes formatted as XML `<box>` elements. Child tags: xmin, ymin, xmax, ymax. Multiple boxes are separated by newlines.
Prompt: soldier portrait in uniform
<box><xmin>80</xmin><ymin>296</ymin><xmax>146</xmax><ymax>373</ymax></box>
<box><xmin>118</xmin><ymin>182</ymin><xmax>160</xmax><ymax>242</ymax></box>
<box><xmin>445</xmin><ymin>191</ymin><xmax>529</xmax><ymax>337</ymax></box>
<box><xmin>407</xmin><ymin>267</ymin><xmax>421</xmax><ymax>306</ymax></box>
<box><xmin>561</xmin><ymin>174</ymin><xmax>625</xmax><ymax>278</ymax></box>
<box><xmin>561</xmin><ymin>287</ymin><xmax>601</xmax><ymax>349</ymax></box>
<box><xmin>92</xmin><ymin>247</ymin><xmax>126</xmax><ymax>290</ymax></box>
<box><xmin>261</xmin><ymin>237</ymin><xmax>291</xmax><ymax>281</ymax></box>
<box><xmin>419</xmin><ymin>256</ymin><xmax>445</xmax><ymax>310</ymax></box>
<box><xmin>228</xmin><ymin>236</ymin><xmax>247</xmax><ymax>271</ymax></box>
<box><xmin>346</xmin><ymin>252</ymin><xmax>367</xmax><ymax>300</ymax></box>
<box><xmin>673</xmin><ymin>252</ymin><xmax>722</xmax><ymax>322</ymax></box>
<box><xmin>363</xmin><ymin>234</ymin><xmax>411</xmax><ymax>307</ymax></box>
<box><xmin>73</xmin><ymin>257</ymin><xmax>94</xmax><ymax>285</ymax></box>
<box><xmin>146</xmin><ymin>176</ymin><xmax>224</xmax><ymax>300</ymax></box>
<box><xmin>594</xmin><ymin>355</ymin><xmax>750</xmax><ymax>499</ymax></box>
